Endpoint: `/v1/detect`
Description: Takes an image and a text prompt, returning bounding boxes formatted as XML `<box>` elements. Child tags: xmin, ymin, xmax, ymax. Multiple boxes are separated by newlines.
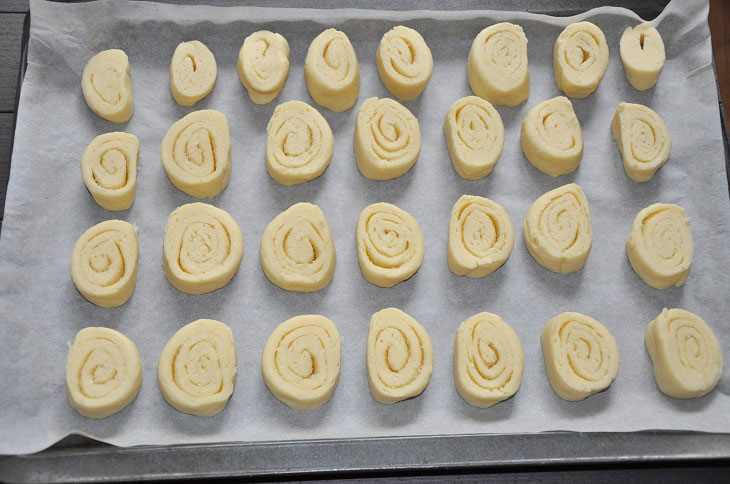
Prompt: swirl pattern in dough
<box><xmin>612</xmin><ymin>102</ymin><xmax>671</xmax><ymax>182</ymax></box>
<box><xmin>81</xmin><ymin>49</ymin><xmax>134</xmax><ymax>123</ymax></box>
<box><xmin>81</xmin><ymin>132</ymin><xmax>139</xmax><ymax>211</ymax></box>
<box><xmin>169</xmin><ymin>40</ymin><xmax>217</xmax><ymax>106</ymax></box>
<box><xmin>553</xmin><ymin>22</ymin><xmax>609</xmax><ymax>98</ymax></box>
<box><xmin>238</xmin><ymin>30</ymin><xmax>290</xmax><ymax>104</ymax></box>
<box><xmin>305</xmin><ymin>28</ymin><xmax>360</xmax><ymax>112</ymax></box>
<box><xmin>620</xmin><ymin>22</ymin><xmax>665</xmax><ymax>91</ymax></box>
<box><xmin>376</xmin><ymin>25</ymin><xmax>433</xmax><ymax>101</ymax></box>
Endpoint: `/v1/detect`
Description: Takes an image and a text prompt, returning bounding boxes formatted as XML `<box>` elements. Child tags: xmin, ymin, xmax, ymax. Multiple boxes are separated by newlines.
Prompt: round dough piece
<box><xmin>238</xmin><ymin>30</ymin><xmax>290</xmax><ymax>104</ymax></box>
<box><xmin>448</xmin><ymin>195</ymin><xmax>514</xmax><ymax>278</ymax></box>
<box><xmin>356</xmin><ymin>202</ymin><xmax>424</xmax><ymax>288</ymax></box>
<box><xmin>376</xmin><ymin>25</ymin><xmax>433</xmax><ymax>101</ymax></box>
<box><xmin>158</xmin><ymin>319</ymin><xmax>237</xmax><ymax>417</ymax></box>
<box><xmin>646</xmin><ymin>308</ymin><xmax>723</xmax><ymax>399</ymax></box>
<box><xmin>626</xmin><ymin>203</ymin><xmax>692</xmax><ymax>289</ymax></box>
<box><xmin>354</xmin><ymin>97</ymin><xmax>421</xmax><ymax>180</ymax></box>
<box><xmin>266</xmin><ymin>100</ymin><xmax>333</xmax><ymax>186</ymax></box>
<box><xmin>454</xmin><ymin>312</ymin><xmax>524</xmax><ymax>408</ymax></box>
<box><xmin>66</xmin><ymin>327</ymin><xmax>142</xmax><ymax>419</ymax></box>
<box><xmin>541</xmin><ymin>312</ymin><xmax>620</xmax><ymax>401</ymax></box>
<box><xmin>81</xmin><ymin>49</ymin><xmax>134</xmax><ymax>123</ymax></box>
<box><xmin>620</xmin><ymin>22</ymin><xmax>665</xmax><ymax>91</ymax></box>
<box><xmin>161</xmin><ymin>109</ymin><xmax>231</xmax><ymax>198</ymax></box>
<box><xmin>262</xmin><ymin>315</ymin><xmax>341</xmax><ymax>410</ymax></box>
<box><xmin>611</xmin><ymin>102</ymin><xmax>671</xmax><ymax>182</ymax></box>
<box><xmin>553</xmin><ymin>22</ymin><xmax>609</xmax><ymax>98</ymax></box>
<box><xmin>523</xmin><ymin>183</ymin><xmax>592</xmax><ymax>274</ymax></box>
<box><xmin>521</xmin><ymin>96</ymin><xmax>583</xmax><ymax>177</ymax></box>
<box><xmin>71</xmin><ymin>220</ymin><xmax>138</xmax><ymax>308</ymax></box>
<box><xmin>444</xmin><ymin>96</ymin><xmax>504</xmax><ymax>180</ymax></box>
<box><xmin>367</xmin><ymin>308</ymin><xmax>433</xmax><ymax>404</ymax></box>
<box><xmin>260</xmin><ymin>202</ymin><xmax>336</xmax><ymax>292</ymax></box>
<box><xmin>467</xmin><ymin>22</ymin><xmax>529</xmax><ymax>106</ymax></box>
<box><xmin>169</xmin><ymin>40</ymin><xmax>217</xmax><ymax>106</ymax></box>
<box><xmin>81</xmin><ymin>132</ymin><xmax>139</xmax><ymax>211</ymax></box>
<box><xmin>163</xmin><ymin>202</ymin><xmax>244</xmax><ymax>295</ymax></box>
<box><xmin>304</xmin><ymin>28</ymin><xmax>360</xmax><ymax>112</ymax></box>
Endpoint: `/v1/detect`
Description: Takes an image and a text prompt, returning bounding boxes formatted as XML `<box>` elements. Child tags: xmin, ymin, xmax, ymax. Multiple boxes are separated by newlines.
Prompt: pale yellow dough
<box><xmin>620</xmin><ymin>22</ymin><xmax>665</xmax><ymax>91</ymax></box>
<box><xmin>626</xmin><ymin>203</ymin><xmax>692</xmax><ymax>289</ymax></box>
<box><xmin>523</xmin><ymin>183</ymin><xmax>592</xmax><ymax>273</ymax></box>
<box><xmin>467</xmin><ymin>22</ymin><xmax>529</xmax><ymax>106</ymax></box>
<box><xmin>262</xmin><ymin>315</ymin><xmax>341</xmax><ymax>410</ymax></box>
<box><xmin>542</xmin><ymin>312</ymin><xmax>620</xmax><ymax>401</ymax></box>
<box><xmin>169</xmin><ymin>40</ymin><xmax>217</xmax><ymax>106</ymax></box>
<box><xmin>71</xmin><ymin>220</ymin><xmax>138</xmax><ymax>308</ymax></box>
<box><xmin>376</xmin><ymin>25</ymin><xmax>433</xmax><ymax>101</ymax></box>
<box><xmin>454</xmin><ymin>312</ymin><xmax>523</xmax><ymax>408</ymax></box>
<box><xmin>448</xmin><ymin>195</ymin><xmax>514</xmax><ymax>278</ymax></box>
<box><xmin>81</xmin><ymin>132</ymin><xmax>139</xmax><ymax>211</ymax></box>
<box><xmin>367</xmin><ymin>308</ymin><xmax>433</xmax><ymax>404</ymax></box>
<box><xmin>612</xmin><ymin>102</ymin><xmax>671</xmax><ymax>182</ymax></box>
<box><xmin>354</xmin><ymin>97</ymin><xmax>421</xmax><ymax>180</ymax></box>
<box><xmin>646</xmin><ymin>309</ymin><xmax>723</xmax><ymax>399</ymax></box>
<box><xmin>260</xmin><ymin>203</ymin><xmax>336</xmax><ymax>292</ymax></box>
<box><xmin>81</xmin><ymin>49</ymin><xmax>134</xmax><ymax>123</ymax></box>
<box><xmin>553</xmin><ymin>22</ymin><xmax>609</xmax><ymax>98</ymax></box>
<box><xmin>305</xmin><ymin>29</ymin><xmax>360</xmax><ymax>112</ymax></box>
<box><xmin>66</xmin><ymin>327</ymin><xmax>142</xmax><ymax>419</ymax></box>
<box><xmin>158</xmin><ymin>319</ymin><xmax>237</xmax><ymax>417</ymax></box>
<box><xmin>356</xmin><ymin>202</ymin><xmax>424</xmax><ymax>288</ymax></box>
<box><xmin>238</xmin><ymin>31</ymin><xmax>290</xmax><ymax>104</ymax></box>
<box><xmin>163</xmin><ymin>202</ymin><xmax>244</xmax><ymax>295</ymax></box>
<box><xmin>161</xmin><ymin>109</ymin><xmax>231</xmax><ymax>198</ymax></box>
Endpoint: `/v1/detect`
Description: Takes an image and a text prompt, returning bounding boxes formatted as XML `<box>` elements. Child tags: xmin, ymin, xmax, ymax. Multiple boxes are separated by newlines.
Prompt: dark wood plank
<box><xmin>710</xmin><ymin>0</ymin><xmax>730</xmax><ymax>120</ymax></box>
<box><xmin>0</xmin><ymin>13</ymin><xmax>25</xmax><ymax>113</ymax></box>
<box><xmin>0</xmin><ymin>113</ymin><xmax>13</xmax><ymax>226</ymax></box>
<box><xmin>0</xmin><ymin>0</ymin><xmax>28</xmax><ymax>14</ymax></box>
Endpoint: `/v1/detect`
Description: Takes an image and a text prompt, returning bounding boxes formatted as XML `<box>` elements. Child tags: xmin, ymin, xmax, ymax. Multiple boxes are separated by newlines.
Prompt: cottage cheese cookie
<box><xmin>620</xmin><ymin>22</ymin><xmax>665</xmax><ymax>90</ymax></box>
<box><xmin>238</xmin><ymin>31</ymin><xmax>289</xmax><ymax>104</ymax></box>
<box><xmin>376</xmin><ymin>25</ymin><xmax>433</xmax><ymax>101</ymax></box>
<box><xmin>170</xmin><ymin>40</ymin><xmax>217</xmax><ymax>106</ymax></box>
<box><xmin>305</xmin><ymin>29</ymin><xmax>360</xmax><ymax>112</ymax></box>
<box><xmin>81</xmin><ymin>49</ymin><xmax>134</xmax><ymax>123</ymax></box>
<box><xmin>553</xmin><ymin>22</ymin><xmax>609</xmax><ymax>98</ymax></box>
<box><xmin>81</xmin><ymin>132</ymin><xmax>139</xmax><ymax>211</ymax></box>
<box><xmin>612</xmin><ymin>102</ymin><xmax>671</xmax><ymax>182</ymax></box>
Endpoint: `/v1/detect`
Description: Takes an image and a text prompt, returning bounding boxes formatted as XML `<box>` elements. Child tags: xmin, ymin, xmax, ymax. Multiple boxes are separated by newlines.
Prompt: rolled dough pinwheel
<box><xmin>376</xmin><ymin>25</ymin><xmax>433</xmax><ymax>101</ymax></box>
<box><xmin>238</xmin><ymin>31</ymin><xmax>290</xmax><ymax>104</ymax></box>
<box><xmin>305</xmin><ymin>28</ymin><xmax>360</xmax><ymax>112</ymax></box>
<box><xmin>81</xmin><ymin>49</ymin><xmax>134</xmax><ymax>123</ymax></box>
<box><xmin>81</xmin><ymin>132</ymin><xmax>139</xmax><ymax>211</ymax></box>
<box><xmin>553</xmin><ymin>22</ymin><xmax>609</xmax><ymax>98</ymax></box>
<box><xmin>611</xmin><ymin>102</ymin><xmax>671</xmax><ymax>182</ymax></box>
<box><xmin>169</xmin><ymin>40</ymin><xmax>217</xmax><ymax>106</ymax></box>
<box><xmin>620</xmin><ymin>22</ymin><xmax>665</xmax><ymax>91</ymax></box>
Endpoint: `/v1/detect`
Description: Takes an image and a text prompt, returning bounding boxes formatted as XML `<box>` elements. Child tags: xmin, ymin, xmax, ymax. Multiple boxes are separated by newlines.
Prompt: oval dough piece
<box><xmin>467</xmin><ymin>22</ymin><xmax>529</xmax><ymax>106</ymax></box>
<box><xmin>304</xmin><ymin>28</ymin><xmax>360</xmax><ymax>112</ymax></box>
<box><xmin>367</xmin><ymin>308</ymin><xmax>433</xmax><ymax>404</ymax></box>
<box><xmin>626</xmin><ymin>203</ymin><xmax>692</xmax><ymax>289</ymax></box>
<box><xmin>646</xmin><ymin>308</ymin><xmax>723</xmax><ymax>399</ymax></box>
<box><xmin>611</xmin><ymin>102</ymin><xmax>671</xmax><ymax>182</ymax></box>
<box><xmin>523</xmin><ymin>183</ymin><xmax>592</xmax><ymax>273</ymax></box>
<box><xmin>262</xmin><ymin>315</ymin><xmax>341</xmax><ymax>410</ymax></box>
<box><xmin>66</xmin><ymin>327</ymin><xmax>142</xmax><ymax>419</ymax></box>
<box><xmin>354</xmin><ymin>97</ymin><xmax>421</xmax><ymax>180</ymax></box>
<box><xmin>620</xmin><ymin>22</ymin><xmax>665</xmax><ymax>91</ymax></box>
<box><xmin>376</xmin><ymin>25</ymin><xmax>433</xmax><ymax>101</ymax></box>
<box><xmin>444</xmin><ymin>96</ymin><xmax>504</xmax><ymax>180</ymax></box>
<box><xmin>541</xmin><ymin>312</ymin><xmax>620</xmax><ymax>401</ymax></box>
<box><xmin>356</xmin><ymin>202</ymin><xmax>424</xmax><ymax>288</ymax></box>
<box><xmin>158</xmin><ymin>319</ymin><xmax>237</xmax><ymax>417</ymax></box>
<box><xmin>70</xmin><ymin>220</ymin><xmax>138</xmax><ymax>308</ymax></box>
<box><xmin>161</xmin><ymin>109</ymin><xmax>231</xmax><ymax>198</ymax></box>
<box><xmin>266</xmin><ymin>100</ymin><xmax>334</xmax><ymax>186</ymax></box>
<box><xmin>521</xmin><ymin>96</ymin><xmax>583</xmax><ymax>177</ymax></box>
<box><xmin>553</xmin><ymin>22</ymin><xmax>609</xmax><ymax>98</ymax></box>
<box><xmin>260</xmin><ymin>202</ymin><xmax>336</xmax><ymax>292</ymax></box>
<box><xmin>81</xmin><ymin>132</ymin><xmax>139</xmax><ymax>211</ymax></box>
<box><xmin>169</xmin><ymin>40</ymin><xmax>217</xmax><ymax>106</ymax></box>
<box><xmin>238</xmin><ymin>30</ymin><xmax>290</xmax><ymax>104</ymax></box>
<box><xmin>81</xmin><ymin>49</ymin><xmax>134</xmax><ymax>123</ymax></box>
<box><xmin>448</xmin><ymin>195</ymin><xmax>514</xmax><ymax>278</ymax></box>
<box><xmin>454</xmin><ymin>312</ymin><xmax>524</xmax><ymax>408</ymax></box>
<box><xmin>163</xmin><ymin>202</ymin><xmax>244</xmax><ymax>295</ymax></box>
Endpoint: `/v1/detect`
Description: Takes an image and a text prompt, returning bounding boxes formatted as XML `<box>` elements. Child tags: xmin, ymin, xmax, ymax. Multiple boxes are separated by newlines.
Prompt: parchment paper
<box><xmin>1</xmin><ymin>0</ymin><xmax>728</xmax><ymax>456</ymax></box>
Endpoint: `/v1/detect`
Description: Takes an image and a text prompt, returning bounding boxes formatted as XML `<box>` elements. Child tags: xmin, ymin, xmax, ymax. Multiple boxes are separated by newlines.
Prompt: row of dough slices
<box><xmin>65</xmin><ymin>307</ymin><xmax>723</xmax><ymax>419</ymax></box>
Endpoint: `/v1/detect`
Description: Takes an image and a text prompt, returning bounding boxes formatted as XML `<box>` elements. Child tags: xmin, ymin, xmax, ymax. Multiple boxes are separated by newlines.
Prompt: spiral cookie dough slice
<box><xmin>71</xmin><ymin>220</ymin><xmax>138</xmax><ymax>308</ymax></box>
<box><xmin>66</xmin><ymin>327</ymin><xmax>142</xmax><ymax>419</ymax></box>
<box><xmin>611</xmin><ymin>102</ymin><xmax>671</xmax><ymax>182</ymax></box>
<box><xmin>646</xmin><ymin>309</ymin><xmax>723</xmax><ymax>399</ymax></box>
<box><xmin>553</xmin><ymin>22</ymin><xmax>609</xmax><ymax>98</ymax></box>
<box><xmin>376</xmin><ymin>25</ymin><xmax>433</xmax><ymax>101</ymax></box>
<box><xmin>626</xmin><ymin>203</ymin><xmax>692</xmax><ymax>289</ymax></box>
<box><xmin>266</xmin><ymin>101</ymin><xmax>334</xmax><ymax>186</ymax></box>
<box><xmin>620</xmin><ymin>23</ymin><xmax>665</xmax><ymax>90</ymax></box>
<box><xmin>305</xmin><ymin>29</ymin><xmax>360</xmax><ymax>112</ymax></box>
<box><xmin>81</xmin><ymin>49</ymin><xmax>134</xmax><ymax>123</ymax></box>
<box><xmin>262</xmin><ymin>315</ymin><xmax>341</xmax><ymax>410</ymax></box>
<box><xmin>81</xmin><ymin>132</ymin><xmax>139</xmax><ymax>211</ymax></box>
<box><xmin>448</xmin><ymin>195</ymin><xmax>514</xmax><ymax>278</ymax></box>
<box><xmin>467</xmin><ymin>22</ymin><xmax>529</xmax><ymax>106</ymax></box>
<box><xmin>521</xmin><ymin>96</ymin><xmax>583</xmax><ymax>177</ymax></box>
<box><xmin>454</xmin><ymin>312</ymin><xmax>523</xmax><ymax>408</ymax></box>
<box><xmin>357</xmin><ymin>202</ymin><xmax>424</xmax><ymax>287</ymax></box>
<box><xmin>354</xmin><ymin>97</ymin><xmax>421</xmax><ymax>180</ymax></box>
<box><xmin>523</xmin><ymin>183</ymin><xmax>592</xmax><ymax>273</ymax></box>
<box><xmin>367</xmin><ymin>308</ymin><xmax>433</xmax><ymax>404</ymax></box>
<box><xmin>238</xmin><ymin>31</ymin><xmax>290</xmax><ymax>104</ymax></box>
<box><xmin>161</xmin><ymin>109</ymin><xmax>231</xmax><ymax>198</ymax></box>
<box><xmin>542</xmin><ymin>312</ymin><xmax>620</xmax><ymax>401</ymax></box>
<box><xmin>169</xmin><ymin>41</ymin><xmax>217</xmax><ymax>106</ymax></box>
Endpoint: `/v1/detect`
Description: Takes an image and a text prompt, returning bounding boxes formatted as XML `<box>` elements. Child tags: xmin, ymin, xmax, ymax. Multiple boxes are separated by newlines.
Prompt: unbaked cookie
<box><xmin>81</xmin><ymin>49</ymin><xmax>134</xmax><ymax>123</ymax></box>
<box><xmin>553</xmin><ymin>22</ymin><xmax>609</xmax><ymax>98</ymax></box>
<box><xmin>305</xmin><ymin>29</ymin><xmax>360</xmax><ymax>112</ymax></box>
<box><xmin>611</xmin><ymin>102</ymin><xmax>671</xmax><ymax>182</ymax></box>
<box><xmin>620</xmin><ymin>22</ymin><xmax>665</xmax><ymax>90</ymax></box>
<box><xmin>238</xmin><ymin>31</ymin><xmax>290</xmax><ymax>104</ymax></box>
<box><xmin>376</xmin><ymin>25</ymin><xmax>433</xmax><ymax>101</ymax></box>
<box><xmin>81</xmin><ymin>132</ymin><xmax>139</xmax><ymax>211</ymax></box>
<box><xmin>169</xmin><ymin>40</ymin><xmax>217</xmax><ymax>106</ymax></box>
